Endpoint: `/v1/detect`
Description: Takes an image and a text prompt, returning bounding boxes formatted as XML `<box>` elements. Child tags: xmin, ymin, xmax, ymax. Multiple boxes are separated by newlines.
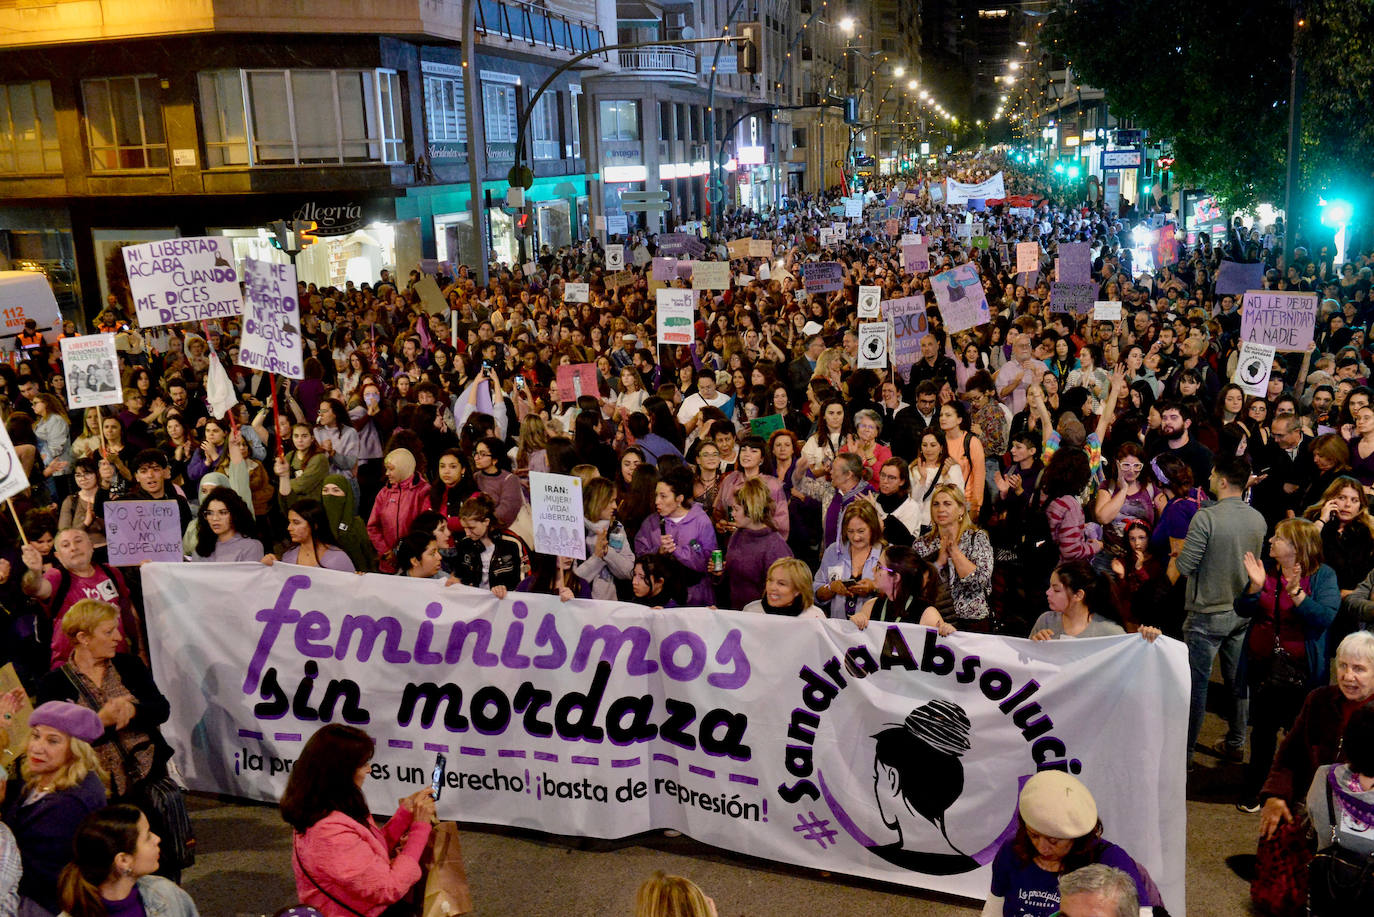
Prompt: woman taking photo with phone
<box><xmin>281</xmin><ymin>724</ymin><xmax>435</xmax><ymax>917</ymax></box>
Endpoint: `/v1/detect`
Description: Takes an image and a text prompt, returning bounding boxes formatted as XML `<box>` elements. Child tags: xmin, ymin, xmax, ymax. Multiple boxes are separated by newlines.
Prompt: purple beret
<box><xmin>29</xmin><ymin>701</ymin><xmax>105</xmax><ymax>743</ymax></box>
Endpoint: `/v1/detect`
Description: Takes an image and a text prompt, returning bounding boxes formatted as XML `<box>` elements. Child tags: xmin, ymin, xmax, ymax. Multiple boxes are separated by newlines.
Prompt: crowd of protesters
<box><xmin>0</xmin><ymin>149</ymin><xmax>1371</xmax><ymax>915</ymax></box>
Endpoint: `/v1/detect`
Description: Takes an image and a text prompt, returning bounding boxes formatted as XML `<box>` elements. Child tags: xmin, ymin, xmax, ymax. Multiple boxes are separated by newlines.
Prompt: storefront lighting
<box><xmin>603</xmin><ymin>165</ymin><xmax>648</xmax><ymax>182</ymax></box>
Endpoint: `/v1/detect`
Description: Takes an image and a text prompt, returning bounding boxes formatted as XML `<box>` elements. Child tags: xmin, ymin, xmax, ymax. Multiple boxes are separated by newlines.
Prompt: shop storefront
<box><xmin>403</xmin><ymin>175</ymin><xmax>587</xmax><ymax>269</ymax></box>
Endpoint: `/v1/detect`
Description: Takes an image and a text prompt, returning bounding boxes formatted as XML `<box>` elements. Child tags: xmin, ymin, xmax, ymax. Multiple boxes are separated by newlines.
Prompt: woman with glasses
<box><xmin>58</xmin><ymin>456</ymin><xmax>108</xmax><ymax>554</ymax></box>
<box><xmin>471</xmin><ymin>435</ymin><xmax>526</xmax><ymax>530</ymax></box>
<box><xmin>851</xmin><ymin>544</ymin><xmax>954</xmax><ymax>631</ymax></box>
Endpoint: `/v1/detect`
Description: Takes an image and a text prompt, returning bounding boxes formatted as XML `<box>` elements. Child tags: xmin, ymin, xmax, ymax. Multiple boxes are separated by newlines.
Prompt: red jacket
<box><xmin>367</xmin><ymin>474</ymin><xmax>429</xmax><ymax>571</ymax></box>
<box><xmin>292</xmin><ymin>807</ymin><xmax>430</xmax><ymax>917</ymax></box>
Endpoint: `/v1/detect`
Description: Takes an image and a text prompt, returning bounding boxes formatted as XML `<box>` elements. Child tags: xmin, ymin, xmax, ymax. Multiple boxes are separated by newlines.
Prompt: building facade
<box><xmin>0</xmin><ymin>0</ymin><xmax>617</xmax><ymax>320</ymax></box>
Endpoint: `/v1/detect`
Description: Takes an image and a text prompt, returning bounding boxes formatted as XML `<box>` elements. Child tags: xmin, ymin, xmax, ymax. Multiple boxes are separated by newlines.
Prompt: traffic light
<box><xmin>517</xmin><ymin>209</ymin><xmax>535</xmax><ymax>238</ymax></box>
<box><xmin>738</xmin><ymin>23</ymin><xmax>761</xmax><ymax>74</ymax></box>
<box><xmin>268</xmin><ymin>220</ymin><xmax>290</xmax><ymax>251</ymax></box>
<box><xmin>843</xmin><ymin>96</ymin><xmax>859</xmax><ymax>125</ymax></box>
<box><xmin>293</xmin><ymin>219</ymin><xmax>319</xmax><ymax>248</ymax></box>
<box><xmin>1320</xmin><ymin>198</ymin><xmax>1354</xmax><ymax>229</ymax></box>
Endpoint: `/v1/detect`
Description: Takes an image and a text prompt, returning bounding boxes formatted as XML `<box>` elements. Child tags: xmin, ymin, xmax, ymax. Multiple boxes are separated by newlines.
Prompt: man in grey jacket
<box><xmin>1174</xmin><ymin>455</ymin><xmax>1268</xmax><ymax>768</ymax></box>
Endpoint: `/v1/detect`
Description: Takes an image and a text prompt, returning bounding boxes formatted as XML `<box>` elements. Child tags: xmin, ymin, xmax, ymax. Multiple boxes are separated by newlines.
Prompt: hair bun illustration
<box><xmin>904</xmin><ymin>699</ymin><xmax>972</xmax><ymax>758</ymax></box>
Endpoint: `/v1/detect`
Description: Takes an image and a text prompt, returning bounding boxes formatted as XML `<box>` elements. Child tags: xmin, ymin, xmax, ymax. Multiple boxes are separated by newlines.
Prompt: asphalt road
<box><xmin>186</xmin><ymin>714</ymin><xmax>1256</xmax><ymax>917</ymax></box>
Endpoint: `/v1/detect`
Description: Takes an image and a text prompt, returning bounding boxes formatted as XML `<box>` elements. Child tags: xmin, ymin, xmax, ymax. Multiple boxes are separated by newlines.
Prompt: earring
<box><xmin>122</xmin><ymin>866</ymin><xmax>133</xmax><ymax>878</ymax></box>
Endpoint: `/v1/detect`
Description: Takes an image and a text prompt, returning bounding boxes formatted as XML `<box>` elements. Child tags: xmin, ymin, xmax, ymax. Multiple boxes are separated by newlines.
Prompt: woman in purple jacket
<box><xmin>634</xmin><ymin>466</ymin><xmax>718</xmax><ymax>606</ymax></box>
<box><xmin>721</xmin><ymin>478</ymin><xmax>792</xmax><ymax>609</ymax></box>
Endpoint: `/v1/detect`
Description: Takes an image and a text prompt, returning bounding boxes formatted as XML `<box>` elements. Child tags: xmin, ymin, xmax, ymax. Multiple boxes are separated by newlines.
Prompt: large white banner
<box><xmin>145</xmin><ymin>565</ymin><xmax>1187</xmax><ymax>914</ymax></box>
<box><xmin>945</xmin><ymin>172</ymin><xmax>1006</xmax><ymax>207</ymax></box>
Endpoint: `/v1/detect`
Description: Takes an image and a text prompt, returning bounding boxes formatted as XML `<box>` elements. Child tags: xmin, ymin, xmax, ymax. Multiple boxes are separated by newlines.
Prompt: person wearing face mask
<box><xmin>320</xmin><ymin>474</ymin><xmax>377</xmax><ymax>573</ymax></box>
<box><xmin>366</xmin><ymin>449</ymin><xmax>428</xmax><ymax>574</ymax></box>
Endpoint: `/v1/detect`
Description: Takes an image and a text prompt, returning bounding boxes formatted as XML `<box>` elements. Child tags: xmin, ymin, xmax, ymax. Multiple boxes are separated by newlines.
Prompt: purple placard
<box><xmin>1215</xmin><ymin>260</ymin><xmax>1265</xmax><ymax>297</ymax></box>
<box><xmin>104</xmin><ymin>500</ymin><xmax>184</xmax><ymax>566</ymax></box>
<box><xmin>1051</xmin><ymin>282</ymin><xmax>1097</xmax><ymax>316</ymax></box>
<box><xmin>1058</xmin><ymin>242</ymin><xmax>1092</xmax><ymax>284</ymax></box>
<box><xmin>902</xmin><ymin>243</ymin><xmax>930</xmax><ymax>273</ymax></box>
<box><xmin>802</xmin><ymin>261</ymin><xmax>844</xmax><ymax>294</ymax></box>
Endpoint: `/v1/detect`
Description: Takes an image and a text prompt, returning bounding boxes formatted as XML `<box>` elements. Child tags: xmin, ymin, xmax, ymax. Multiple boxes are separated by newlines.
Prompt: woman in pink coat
<box><xmin>282</xmin><ymin>724</ymin><xmax>435</xmax><ymax>917</ymax></box>
<box><xmin>367</xmin><ymin>448</ymin><xmax>429</xmax><ymax>572</ymax></box>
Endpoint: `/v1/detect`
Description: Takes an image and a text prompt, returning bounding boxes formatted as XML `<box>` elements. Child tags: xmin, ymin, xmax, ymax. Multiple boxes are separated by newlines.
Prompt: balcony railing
<box><xmin>476</xmin><ymin>0</ymin><xmax>608</xmax><ymax>59</ymax></box>
<box><xmin>618</xmin><ymin>45</ymin><xmax>698</xmax><ymax>79</ymax></box>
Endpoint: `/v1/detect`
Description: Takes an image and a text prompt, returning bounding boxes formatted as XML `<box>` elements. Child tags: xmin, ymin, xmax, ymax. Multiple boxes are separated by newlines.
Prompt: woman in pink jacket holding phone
<box><xmin>281</xmin><ymin>724</ymin><xmax>434</xmax><ymax>917</ymax></box>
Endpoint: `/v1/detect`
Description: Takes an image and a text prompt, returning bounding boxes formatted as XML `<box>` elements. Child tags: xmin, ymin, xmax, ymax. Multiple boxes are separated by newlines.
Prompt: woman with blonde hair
<box><xmin>813</xmin><ymin>499</ymin><xmax>883</xmax><ymax>621</ymax></box>
<box><xmin>1235</xmin><ymin>517</ymin><xmax>1340</xmax><ymax>813</ymax></box>
<box><xmin>741</xmin><ymin>558</ymin><xmax>824</xmax><ymax>617</ymax></box>
<box><xmin>721</xmin><ymin>477</ymin><xmax>792</xmax><ymax>609</ymax></box>
<box><xmin>913</xmin><ymin>483</ymin><xmax>994</xmax><ymax>628</ymax></box>
<box><xmin>71</xmin><ymin>408</ymin><xmax>106</xmax><ymax>461</ymax></box>
<box><xmin>1</xmin><ymin>700</ymin><xmax>108</xmax><ymax>915</ymax></box>
<box><xmin>634</xmin><ymin>870</ymin><xmax>716</xmax><ymax>917</ymax></box>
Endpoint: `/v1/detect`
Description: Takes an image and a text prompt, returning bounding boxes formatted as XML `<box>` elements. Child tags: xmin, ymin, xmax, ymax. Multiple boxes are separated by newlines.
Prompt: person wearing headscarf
<box><xmin>366</xmin><ymin>449</ymin><xmax>428</xmax><ymax>573</ymax></box>
<box><xmin>322</xmin><ymin>473</ymin><xmax>376</xmax><ymax>573</ymax></box>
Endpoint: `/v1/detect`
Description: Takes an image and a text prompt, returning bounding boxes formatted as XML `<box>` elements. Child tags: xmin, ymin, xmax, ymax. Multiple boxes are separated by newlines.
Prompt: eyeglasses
<box><xmin>474</xmin><ymin>450</ymin><xmax>492</xmax><ymax>457</ymax></box>
<box><xmin>877</xmin><ymin>565</ymin><xmax>893</xmax><ymax>575</ymax></box>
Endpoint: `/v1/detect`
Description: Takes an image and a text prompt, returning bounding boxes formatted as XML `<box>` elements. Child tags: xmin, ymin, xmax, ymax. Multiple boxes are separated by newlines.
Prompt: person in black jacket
<box><xmin>452</xmin><ymin>493</ymin><xmax>525</xmax><ymax>598</ymax></box>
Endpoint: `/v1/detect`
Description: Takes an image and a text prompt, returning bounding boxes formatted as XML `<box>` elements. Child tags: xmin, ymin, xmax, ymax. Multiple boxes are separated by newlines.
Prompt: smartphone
<box><xmin>431</xmin><ymin>752</ymin><xmax>447</xmax><ymax>801</ymax></box>
<box><xmin>841</xmin><ymin>578</ymin><xmax>860</xmax><ymax>588</ymax></box>
<box><xmin>515</xmin><ymin>376</ymin><xmax>525</xmax><ymax>389</ymax></box>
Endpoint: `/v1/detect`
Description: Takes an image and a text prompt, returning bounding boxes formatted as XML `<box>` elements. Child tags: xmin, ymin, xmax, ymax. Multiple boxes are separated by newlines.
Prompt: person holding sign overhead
<box><xmin>21</xmin><ymin>529</ymin><xmax>141</xmax><ymax>669</ymax></box>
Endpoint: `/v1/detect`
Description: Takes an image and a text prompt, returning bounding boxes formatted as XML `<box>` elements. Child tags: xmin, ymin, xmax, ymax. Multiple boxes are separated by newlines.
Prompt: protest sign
<box><xmin>928</xmin><ymin>184</ymin><xmax>945</xmax><ymax>204</ymax></box>
<box><xmin>971</xmin><ymin>237</ymin><xmax>990</xmax><ymax>250</ymax></box>
<box><xmin>555</xmin><ymin>363</ymin><xmax>601</xmax><ymax>403</ymax></box>
<box><xmin>564</xmin><ymin>282</ymin><xmax>590</xmax><ymax>303</ymax></box>
<box><xmin>658</xmin><ymin>233</ymin><xmax>705</xmax><ymax>258</ymax></box>
<box><xmin>1057</xmin><ymin>243</ymin><xmax>1091</xmax><ymax>284</ymax></box>
<box><xmin>144</xmin><ymin>564</ymin><xmax>1187</xmax><ymax>915</ymax></box>
<box><xmin>817</xmin><ymin>228</ymin><xmax>835</xmax><ymax>247</ymax></box>
<box><xmin>1050</xmin><ymin>282</ymin><xmax>1097</xmax><ymax>317</ymax></box>
<box><xmin>1152</xmin><ymin>226</ymin><xmax>1179</xmax><ymax>268</ymax></box>
<box><xmin>1093</xmin><ymin>301</ymin><xmax>1123</xmax><ymax>322</ymax></box>
<box><xmin>522</xmin><ymin>262</ymin><xmax>538</xmax><ymax>278</ymax></box>
<box><xmin>944</xmin><ymin>172</ymin><xmax>1005</xmax><ymax>206</ymax></box>
<box><xmin>632</xmin><ymin>246</ymin><xmax>652</xmax><ymax>267</ymax></box>
<box><xmin>884</xmin><ymin>219</ymin><xmax>901</xmax><ymax>237</ymax></box>
<box><xmin>0</xmin><ymin>271</ymin><xmax>62</xmax><ymax>349</ymax></box>
<box><xmin>803</xmin><ymin>262</ymin><xmax>843</xmax><ymax>294</ymax></box>
<box><xmin>1215</xmin><ymin>261</ymin><xmax>1265</xmax><ymax>297</ymax></box>
<box><xmin>885</xmin><ymin>296</ymin><xmax>928</xmax><ymax>377</ymax></box>
<box><xmin>0</xmin><ymin>663</ymin><xmax>33</xmax><ymax>766</ymax></box>
<box><xmin>1234</xmin><ymin>340</ymin><xmax>1277</xmax><ymax>396</ymax></box>
<box><xmin>1240</xmin><ymin>291</ymin><xmax>1318</xmax><ymax>352</ymax></box>
<box><xmin>61</xmin><ymin>334</ymin><xmax>123</xmax><ymax>409</ymax></box>
<box><xmin>0</xmin><ymin>423</ymin><xmax>27</xmax><ymax>503</ymax></box>
<box><xmin>748</xmin><ymin>239</ymin><xmax>773</xmax><ymax>258</ymax></box>
<box><xmin>121</xmin><ymin>236</ymin><xmax>242</xmax><ymax>327</ymax></box>
<box><xmin>414</xmin><ymin>276</ymin><xmax>447</xmax><ymax>315</ymax></box>
<box><xmin>735</xmin><ymin>274</ymin><xmax>755</xmax><ymax>287</ymax></box>
<box><xmin>605</xmin><ymin>214</ymin><xmax>629</xmax><ymax>236</ymax></box>
<box><xmin>691</xmin><ymin>261</ymin><xmax>731</xmax><ymax>291</ymax></box>
<box><xmin>901</xmin><ymin>233</ymin><xmax>921</xmax><ymax>246</ymax></box>
<box><xmin>606</xmin><ymin>270</ymin><xmax>636</xmax><ymax>291</ymax></box>
<box><xmin>651</xmin><ymin>258</ymin><xmax>678</xmax><ymax>282</ymax></box>
<box><xmin>105</xmin><ymin>500</ymin><xmax>184</xmax><ymax>565</ymax></box>
<box><xmin>728</xmin><ymin>239</ymin><xmax>753</xmax><ymax>260</ymax></box>
<box><xmin>529</xmin><ymin>472</ymin><xmax>586</xmax><ymax>560</ymax></box>
<box><xmin>857</xmin><ymin>286</ymin><xmax>882</xmax><ymax>319</ymax></box>
<box><xmin>828</xmin><ymin>205</ymin><xmax>847</xmax><ymax>217</ymax></box>
<box><xmin>238</xmin><ymin>258</ymin><xmax>304</xmax><ymax>379</ymax></box>
<box><xmin>844</xmin><ymin>197</ymin><xmax>864</xmax><ymax>219</ymax></box>
<box><xmin>858</xmin><ymin>322</ymin><xmax>889</xmax><ymax>369</ymax></box>
<box><xmin>931</xmin><ymin>264</ymin><xmax>991</xmax><ymax>334</ymax></box>
<box><xmin>831</xmin><ymin>223</ymin><xmax>849</xmax><ymax>242</ymax></box>
<box><xmin>901</xmin><ymin>243</ymin><xmax>930</xmax><ymax>274</ymax></box>
<box><xmin>749</xmin><ymin>414</ymin><xmax>785</xmax><ymax>439</ymax></box>
<box><xmin>656</xmin><ymin>288</ymin><xmax>696</xmax><ymax>345</ymax></box>
<box><xmin>1015</xmin><ymin>243</ymin><xmax>1039</xmax><ymax>276</ymax></box>
<box><xmin>605</xmin><ymin>244</ymin><xmax>625</xmax><ymax>271</ymax></box>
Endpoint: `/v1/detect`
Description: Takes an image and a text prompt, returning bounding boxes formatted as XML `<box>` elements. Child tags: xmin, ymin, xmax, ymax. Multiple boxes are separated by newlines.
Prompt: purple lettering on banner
<box><xmin>238</xmin><ymin>729</ymin><xmax>264</xmax><ymax>740</ymax></box>
<box><xmin>653</xmin><ymin>753</ymin><xmax>680</xmax><ymax>765</ymax></box>
<box><xmin>612</xmin><ymin>757</ymin><xmax>642</xmax><ymax>768</ymax></box>
<box><xmin>730</xmin><ymin>773</ymin><xmax>760</xmax><ymax>786</ymax></box>
<box><xmin>571</xmin><ymin>755</ymin><xmax>600</xmax><ymax>766</ymax></box>
<box><xmin>388</xmin><ymin>739</ymin><xmax>414</xmax><ymax>749</ymax></box>
<box><xmin>499</xmin><ymin>749</ymin><xmax>527</xmax><ymax>758</ymax></box>
<box><xmin>802</xmin><ymin>262</ymin><xmax>844</xmax><ymax>294</ymax></box>
<box><xmin>459</xmin><ymin>746</ymin><xmax>485</xmax><ymax>756</ymax></box>
<box><xmin>533</xmin><ymin>751</ymin><xmax>559</xmax><ymax>762</ymax></box>
<box><xmin>688</xmin><ymin>765</ymin><xmax>716</xmax><ymax>778</ymax></box>
<box><xmin>244</xmin><ymin>575</ymin><xmax>312</xmax><ymax>695</ymax></box>
<box><xmin>425</xmin><ymin>742</ymin><xmax>450</xmax><ymax>753</ymax></box>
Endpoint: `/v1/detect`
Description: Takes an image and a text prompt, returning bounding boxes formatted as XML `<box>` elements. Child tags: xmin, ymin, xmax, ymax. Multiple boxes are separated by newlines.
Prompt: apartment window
<box><xmin>82</xmin><ymin>76</ymin><xmax>167</xmax><ymax>171</ymax></box>
<box><xmin>569</xmin><ymin>86</ymin><xmax>582</xmax><ymax>157</ymax></box>
<box><xmin>197</xmin><ymin>69</ymin><xmax>404</xmax><ymax>166</ymax></box>
<box><xmin>0</xmin><ymin>81</ymin><xmax>61</xmax><ymax>174</ymax></box>
<box><xmin>481</xmin><ymin>77</ymin><xmax>518</xmax><ymax>160</ymax></box>
<box><xmin>423</xmin><ymin>71</ymin><xmax>467</xmax><ymax>146</ymax></box>
<box><xmin>792</xmin><ymin>128</ymin><xmax>807</xmax><ymax>148</ymax></box>
<box><xmin>598</xmin><ymin>100</ymin><xmax>639</xmax><ymax>142</ymax></box>
<box><xmin>530</xmin><ymin>92</ymin><xmax>560</xmax><ymax>160</ymax></box>
<box><xmin>658</xmin><ymin>101</ymin><xmax>672</xmax><ymax>142</ymax></box>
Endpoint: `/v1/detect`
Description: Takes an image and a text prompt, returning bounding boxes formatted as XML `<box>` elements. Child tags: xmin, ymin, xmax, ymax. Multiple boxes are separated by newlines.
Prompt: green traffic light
<box><xmin>1321</xmin><ymin>198</ymin><xmax>1354</xmax><ymax>228</ymax></box>
<box><xmin>1067</xmin><ymin>165</ymin><xmax>1080</xmax><ymax>178</ymax></box>
<box><xmin>1054</xmin><ymin>162</ymin><xmax>1065</xmax><ymax>174</ymax></box>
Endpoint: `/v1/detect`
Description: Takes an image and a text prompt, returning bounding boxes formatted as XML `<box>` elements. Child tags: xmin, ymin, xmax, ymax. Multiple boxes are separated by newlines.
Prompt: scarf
<box><xmin>760</xmin><ymin>594</ymin><xmax>807</xmax><ymax>617</ymax></box>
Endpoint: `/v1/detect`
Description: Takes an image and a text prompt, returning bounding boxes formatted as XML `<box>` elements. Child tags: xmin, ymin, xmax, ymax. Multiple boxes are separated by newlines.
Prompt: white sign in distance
<box><xmin>1234</xmin><ymin>341</ymin><xmax>1277</xmax><ymax>396</ymax></box>
<box><xmin>605</xmin><ymin>244</ymin><xmax>625</xmax><ymax>270</ymax></box>
<box><xmin>857</xmin><ymin>286</ymin><xmax>882</xmax><ymax>319</ymax></box>
<box><xmin>858</xmin><ymin>322</ymin><xmax>889</xmax><ymax>369</ymax></box>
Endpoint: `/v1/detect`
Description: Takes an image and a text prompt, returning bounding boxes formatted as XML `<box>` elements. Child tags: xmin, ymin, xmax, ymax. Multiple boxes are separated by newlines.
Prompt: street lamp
<box><xmin>840</xmin><ymin>16</ymin><xmax>855</xmax><ymax>32</ymax></box>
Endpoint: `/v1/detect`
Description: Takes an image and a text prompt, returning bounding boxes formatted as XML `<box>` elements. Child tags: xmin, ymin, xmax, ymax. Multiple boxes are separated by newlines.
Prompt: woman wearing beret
<box><xmin>983</xmin><ymin>771</ymin><xmax>1159</xmax><ymax>917</ymax></box>
<box><xmin>2</xmin><ymin>700</ymin><xmax>109</xmax><ymax>916</ymax></box>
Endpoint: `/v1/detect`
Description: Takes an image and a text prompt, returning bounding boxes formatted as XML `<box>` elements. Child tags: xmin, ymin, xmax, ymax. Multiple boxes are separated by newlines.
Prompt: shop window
<box><xmin>0</xmin><ymin>81</ymin><xmax>61</xmax><ymax>174</ymax></box>
<box><xmin>82</xmin><ymin>76</ymin><xmax>168</xmax><ymax>171</ymax></box>
<box><xmin>196</xmin><ymin>69</ymin><xmax>405</xmax><ymax>167</ymax></box>
<box><xmin>598</xmin><ymin>100</ymin><xmax>639</xmax><ymax>142</ymax></box>
<box><xmin>424</xmin><ymin>72</ymin><xmax>468</xmax><ymax>146</ymax></box>
<box><xmin>531</xmin><ymin>92</ymin><xmax>560</xmax><ymax>160</ymax></box>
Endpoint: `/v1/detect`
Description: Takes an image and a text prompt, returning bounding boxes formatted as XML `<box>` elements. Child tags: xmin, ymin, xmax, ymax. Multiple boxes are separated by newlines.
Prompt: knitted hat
<box><xmin>29</xmin><ymin>701</ymin><xmax>104</xmax><ymax>743</ymax></box>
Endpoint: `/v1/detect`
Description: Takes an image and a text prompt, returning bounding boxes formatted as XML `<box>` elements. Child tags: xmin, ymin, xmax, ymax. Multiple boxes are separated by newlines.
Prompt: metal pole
<box><xmin>463</xmin><ymin>0</ymin><xmax>490</xmax><ymax>287</ymax></box>
<box><xmin>707</xmin><ymin>0</ymin><xmax>751</xmax><ymax>235</ymax></box>
<box><xmin>1282</xmin><ymin>2</ymin><xmax>1305</xmax><ymax>266</ymax></box>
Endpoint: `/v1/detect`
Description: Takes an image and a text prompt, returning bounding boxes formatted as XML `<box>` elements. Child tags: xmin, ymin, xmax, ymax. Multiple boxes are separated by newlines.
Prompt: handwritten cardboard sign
<box><xmin>238</xmin><ymin>257</ymin><xmax>303</xmax><ymax>379</ymax></box>
<box><xmin>556</xmin><ymin>363</ymin><xmax>600</xmax><ymax>402</ymax></box>
<box><xmin>105</xmin><ymin>500</ymin><xmax>184</xmax><ymax>565</ymax></box>
<box><xmin>122</xmin><ymin>236</ymin><xmax>242</xmax><ymax>327</ymax></box>
<box><xmin>1240</xmin><ymin>291</ymin><xmax>1318</xmax><ymax>352</ymax></box>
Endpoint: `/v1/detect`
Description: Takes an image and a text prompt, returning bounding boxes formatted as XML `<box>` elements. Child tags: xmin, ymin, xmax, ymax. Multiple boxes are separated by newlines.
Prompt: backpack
<box><xmin>1308</xmin><ymin>770</ymin><xmax>1374</xmax><ymax>916</ymax></box>
<box><xmin>53</xmin><ymin>562</ymin><xmax>141</xmax><ymax>656</ymax></box>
